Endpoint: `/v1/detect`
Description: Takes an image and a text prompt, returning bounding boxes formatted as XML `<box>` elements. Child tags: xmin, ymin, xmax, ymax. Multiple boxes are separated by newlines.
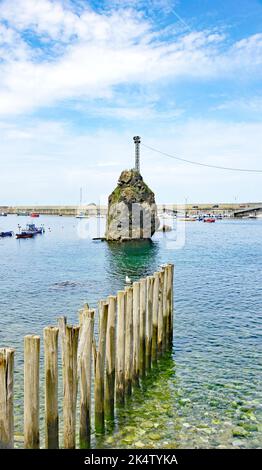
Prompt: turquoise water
<box><xmin>0</xmin><ymin>215</ymin><xmax>261</xmax><ymax>448</ymax></box>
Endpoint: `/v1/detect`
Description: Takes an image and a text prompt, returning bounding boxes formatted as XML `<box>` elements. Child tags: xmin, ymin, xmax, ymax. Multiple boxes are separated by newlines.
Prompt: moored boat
<box><xmin>0</xmin><ymin>212</ymin><xmax>7</xmax><ymax>216</ymax></box>
<box><xmin>30</xmin><ymin>212</ymin><xmax>40</xmax><ymax>218</ymax></box>
<box><xmin>16</xmin><ymin>232</ymin><xmax>35</xmax><ymax>239</ymax></box>
<box><xmin>26</xmin><ymin>223</ymin><xmax>45</xmax><ymax>234</ymax></box>
<box><xmin>177</xmin><ymin>217</ymin><xmax>196</xmax><ymax>222</ymax></box>
<box><xmin>0</xmin><ymin>231</ymin><xmax>13</xmax><ymax>237</ymax></box>
<box><xmin>76</xmin><ymin>211</ymin><xmax>88</xmax><ymax>219</ymax></box>
<box><xmin>203</xmin><ymin>218</ymin><xmax>216</xmax><ymax>223</ymax></box>
<box><xmin>17</xmin><ymin>211</ymin><xmax>29</xmax><ymax>216</ymax></box>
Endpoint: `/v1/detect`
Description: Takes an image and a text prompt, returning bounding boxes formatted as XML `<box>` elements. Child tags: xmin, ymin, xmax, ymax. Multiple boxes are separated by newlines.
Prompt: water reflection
<box><xmin>105</xmin><ymin>240</ymin><xmax>160</xmax><ymax>282</ymax></box>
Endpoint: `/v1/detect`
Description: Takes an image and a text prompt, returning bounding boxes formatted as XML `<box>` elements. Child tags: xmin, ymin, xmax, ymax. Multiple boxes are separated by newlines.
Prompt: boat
<box><xmin>0</xmin><ymin>231</ymin><xmax>13</xmax><ymax>237</ymax></box>
<box><xmin>76</xmin><ymin>188</ymin><xmax>88</xmax><ymax>219</ymax></box>
<box><xmin>177</xmin><ymin>217</ymin><xmax>196</xmax><ymax>222</ymax></box>
<box><xmin>76</xmin><ymin>211</ymin><xmax>88</xmax><ymax>219</ymax></box>
<box><xmin>203</xmin><ymin>218</ymin><xmax>216</xmax><ymax>223</ymax></box>
<box><xmin>16</xmin><ymin>232</ymin><xmax>35</xmax><ymax>239</ymax></box>
<box><xmin>30</xmin><ymin>212</ymin><xmax>39</xmax><ymax>218</ymax></box>
<box><xmin>17</xmin><ymin>211</ymin><xmax>29</xmax><ymax>216</ymax></box>
<box><xmin>0</xmin><ymin>212</ymin><xmax>7</xmax><ymax>216</ymax></box>
<box><xmin>26</xmin><ymin>223</ymin><xmax>45</xmax><ymax>234</ymax></box>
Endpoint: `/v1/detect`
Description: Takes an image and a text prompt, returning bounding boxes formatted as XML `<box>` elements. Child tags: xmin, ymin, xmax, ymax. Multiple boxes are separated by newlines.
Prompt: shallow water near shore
<box><xmin>0</xmin><ymin>215</ymin><xmax>261</xmax><ymax>448</ymax></box>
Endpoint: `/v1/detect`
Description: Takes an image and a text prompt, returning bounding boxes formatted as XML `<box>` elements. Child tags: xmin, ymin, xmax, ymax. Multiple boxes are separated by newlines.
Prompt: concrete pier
<box><xmin>0</xmin><ymin>202</ymin><xmax>261</xmax><ymax>217</ymax></box>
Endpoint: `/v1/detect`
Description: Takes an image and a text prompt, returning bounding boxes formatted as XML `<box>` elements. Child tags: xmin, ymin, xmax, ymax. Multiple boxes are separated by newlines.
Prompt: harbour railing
<box><xmin>0</xmin><ymin>264</ymin><xmax>174</xmax><ymax>449</ymax></box>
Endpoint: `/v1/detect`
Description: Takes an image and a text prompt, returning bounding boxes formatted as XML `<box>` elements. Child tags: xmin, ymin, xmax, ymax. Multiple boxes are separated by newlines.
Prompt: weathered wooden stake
<box><xmin>24</xmin><ymin>335</ymin><xmax>40</xmax><ymax>449</ymax></box>
<box><xmin>166</xmin><ymin>264</ymin><xmax>174</xmax><ymax>347</ymax></box>
<box><xmin>124</xmin><ymin>287</ymin><xmax>133</xmax><ymax>396</ymax></box>
<box><xmin>62</xmin><ymin>325</ymin><xmax>79</xmax><ymax>448</ymax></box>
<box><xmin>163</xmin><ymin>265</ymin><xmax>169</xmax><ymax>351</ymax></box>
<box><xmin>166</xmin><ymin>264</ymin><xmax>172</xmax><ymax>348</ymax></box>
<box><xmin>79</xmin><ymin>307</ymin><xmax>94</xmax><ymax>448</ymax></box>
<box><xmin>58</xmin><ymin>316</ymin><xmax>67</xmax><ymax>359</ymax></box>
<box><xmin>139</xmin><ymin>278</ymin><xmax>146</xmax><ymax>377</ymax></box>
<box><xmin>116</xmin><ymin>290</ymin><xmax>125</xmax><ymax>404</ymax></box>
<box><xmin>157</xmin><ymin>270</ymin><xmax>164</xmax><ymax>356</ymax></box>
<box><xmin>145</xmin><ymin>276</ymin><xmax>154</xmax><ymax>371</ymax></box>
<box><xmin>105</xmin><ymin>296</ymin><xmax>117</xmax><ymax>420</ymax></box>
<box><xmin>0</xmin><ymin>348</ymin><xmax>14</xmax><ymax>449</ymax></box>
<box><xmin>152</xmin><ymin>273</ymin><xmax>159</xmax><ymax>363</ymax></box>
<box><xmin>44</xmin><ymin>327</ymin><xmax>59</xmax><ymax>449</ymax></box>
<box><xmin>78</xmin><ymin>303</ymin><xmax>89</xmax><ymax>328</ymax></box>
<box><xmin>95</xmin><ymin>301</ymin><xmax>108</xmax><ymax>433</ymax></box>
<box><xmin>133</xmin><ymin>281</ymin><xmax>140</xmax><ymax>385</ymax></box>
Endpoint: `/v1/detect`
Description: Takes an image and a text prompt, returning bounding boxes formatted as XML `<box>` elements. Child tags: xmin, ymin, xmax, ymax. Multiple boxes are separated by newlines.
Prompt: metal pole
<box><xmin>133</xmin><ymin>136</ymin><xmax>141</xmax><ymax>173</ymax></box>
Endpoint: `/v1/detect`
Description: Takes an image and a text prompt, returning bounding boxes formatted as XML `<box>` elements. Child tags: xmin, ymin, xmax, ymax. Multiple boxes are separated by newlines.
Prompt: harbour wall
<box><xmin>1</xmin><ymin>203</ymin><xmax>261</xmax><ymax>217</ymax></box>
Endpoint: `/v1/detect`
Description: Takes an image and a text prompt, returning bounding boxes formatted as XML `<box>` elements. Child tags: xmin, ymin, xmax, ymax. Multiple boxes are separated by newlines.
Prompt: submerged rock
<box><xmin>106</xmin><ymin>169</ymin><xmax>160</xmax><ymax>241</ymax></box>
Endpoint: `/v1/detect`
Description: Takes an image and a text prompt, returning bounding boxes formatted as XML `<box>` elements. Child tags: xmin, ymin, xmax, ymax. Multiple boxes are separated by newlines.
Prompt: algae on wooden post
<box><xmin>0</xmin><ymin>348</ymin><xmax>14</xmax><ymax>449</ymax></box>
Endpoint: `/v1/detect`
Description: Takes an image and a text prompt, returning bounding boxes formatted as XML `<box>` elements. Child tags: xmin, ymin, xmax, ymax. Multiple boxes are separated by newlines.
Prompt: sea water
<box><xmin>0</xmin><ymin>215</ymin><xmax>261</xmax><ymax>448</ymax></box>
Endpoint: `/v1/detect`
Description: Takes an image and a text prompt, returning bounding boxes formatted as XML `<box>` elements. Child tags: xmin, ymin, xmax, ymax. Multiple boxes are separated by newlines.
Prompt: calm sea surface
<box><xmin>0</xmin><ymin>215</ymin><xmax>261</xmax><ymax>448</ymax></box>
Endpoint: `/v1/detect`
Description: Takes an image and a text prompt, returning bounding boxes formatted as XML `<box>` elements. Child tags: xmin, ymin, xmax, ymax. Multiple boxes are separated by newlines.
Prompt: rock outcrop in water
<box><xmin>106</xmin><ymin>169</ymin><xmax>160</xmax><ymax>241</ymax></box>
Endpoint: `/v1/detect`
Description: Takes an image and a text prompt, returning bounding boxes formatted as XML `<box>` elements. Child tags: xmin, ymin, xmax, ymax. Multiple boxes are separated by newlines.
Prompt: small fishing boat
<box><xmin>16</xmin><ymin>232</ymin><xmax>35</xmax><ymax>239</ymax></box>
<box><xmin>76</xmin><ymin>188</ymin><xmax>88</xmax><ymax>218</ymax></box>
<box><xmin>26</xmin><ymin>223</ymin><xmax>45</xmax><ymax>234</ymax></box>
<box><xmin>0</xmin><ymin>212</ymin><xmax>7</xmax><ymax>216</ymax></box>
<box><xmin>30</xmin><ymin>212</ymin><xmax>39</xmax><ymax>218</ymax></box>
<box><xmin>203</xmin><ymin>218</ymin><xmax>216</xmax><ymax>223</ymax></box>
<box><xmin>76</xmin><ymin>211</ymin><xmax>88</xmax><ymax>219</ymax></box>
<box><xmin>0</xmin><ymin>231</ymin><xmax>13</xmax><ymax>237</ymax></box>
<box><xmin>177</xmin><ymin>217</ymin><xmax>196</xmax><ymax>222</ymax></box>
<box><xmin>17</xmin><ymin>211</ymin><xmax>29</xmax><ymax>216</ymax></box>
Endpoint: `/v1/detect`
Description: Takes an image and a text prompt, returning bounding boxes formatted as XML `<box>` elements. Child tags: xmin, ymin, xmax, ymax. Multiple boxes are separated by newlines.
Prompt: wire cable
<box><xmin>141</xmin><ymin>143</ymin><xmax>262</xmax><ymax>173</ymax></box>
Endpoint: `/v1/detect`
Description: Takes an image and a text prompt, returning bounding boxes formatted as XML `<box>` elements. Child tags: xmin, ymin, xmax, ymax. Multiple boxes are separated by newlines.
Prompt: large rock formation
<box><xmin>106</xmin><ymin>169</ymin><xmax>160</xmax><ymax>241</ymax></box>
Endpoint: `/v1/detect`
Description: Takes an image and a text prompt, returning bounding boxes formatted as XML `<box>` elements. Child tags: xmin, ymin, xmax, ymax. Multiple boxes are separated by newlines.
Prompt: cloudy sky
<box><xmin>0</xmin><ymin>0</ymin><xmax>261</xmax><ymax>205</ymax></box>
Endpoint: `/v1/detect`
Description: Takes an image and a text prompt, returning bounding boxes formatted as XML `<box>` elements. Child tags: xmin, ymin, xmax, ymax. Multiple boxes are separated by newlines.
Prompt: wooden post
<box><xmin>0</xmin><ymin>348</ymin><xmax>14</xmax><ymax>449</ymax></box>
<box><xmin>79</xmin><ymin>307</ymin><xmax>94</xmax><ymax>448</ymax></box>
<box><xmin>157</xmin><ymin>270</ymin><xmax>164</xmax><ymax>356</ymax></box>
<box><xmin>166</xmin><ymin>264</ymin><xmax>174</xmax><ymax>347</ymax></box>
<box><xmin>139</xmin><ymin>278</ymin><xmax>146</xmax><ymax>378</ymax></box>
<box><xmin>124</xmin><ymin>287</ymin><xmax>133</xmax><ymax>396</ymax></box>
<box><xmin>116</xmin><ymin>290</ymin><xmax>125</xmax><ymax>404</ymax></box>
<box><xmin>95</xmin><ymin>301</ymin><xmax>108</xmax><ymax>433</ymax></box>
<box><xmin>44</xmin><ymin>327</ymin><xmax>59</xmax><ymax>449</ymax></box>
<box><xmin>58</xmin><ymin>316</ymin><xmax>67</xmax><ymax>359</ymax></box>
<box><xmin>152</xmin><ymin>273</ymin><xmax>159</xmax><ymax>363</ymax></box>
<box><xmin>162</xmin><ymin>265</ymin><xmax>168</xmax><ymax>351</ymax></box>
<box><xmin>79</xmin><ymin>303</ymin><xmax>89</xmax><ymax>328</ymax></box>
<box><xmin>105</xmin><ymin>296</ymin><xmax>117</xmax><ymax>420</ymax></box>
<box><xmin>24</xmin><ymin>335</ymin><xmax>40</xmax><ymax>449</ymax></box>
<box><xmin>145</xmin><ymin>276</ymin><xmax>154</xmax><ymax>371</ymax></box>
<box><xmin>170</xmin><ymin>264</ymin><xmax>174</xmax><ymax>345</ymax></box>
<box><xmin>133</xmin><ymin>281</ymin><xmax>140</xmax><ymax>385</ymax></box>
<box><xmin>62</xmin><ymin>326</ymin><xmax>79</xmax><ymax>449</ymax></box>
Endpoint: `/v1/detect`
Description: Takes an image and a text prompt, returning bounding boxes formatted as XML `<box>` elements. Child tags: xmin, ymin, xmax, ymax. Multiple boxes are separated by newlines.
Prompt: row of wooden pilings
<box><xmin>0</xmin><ymin>264</ymin><xmax>174</xmax><ymax>449</ymax></box>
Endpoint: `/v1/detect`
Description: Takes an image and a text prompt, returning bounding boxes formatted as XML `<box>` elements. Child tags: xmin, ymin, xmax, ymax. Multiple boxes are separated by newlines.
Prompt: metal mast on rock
<box><xmin>133</xmin><ymin>136</ymin><xmax>141</xmax><ymax>173</ymax></box>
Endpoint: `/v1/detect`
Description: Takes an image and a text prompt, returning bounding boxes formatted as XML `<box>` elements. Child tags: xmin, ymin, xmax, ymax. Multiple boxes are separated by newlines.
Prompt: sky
<box><xmin>0</xmin><ymin>0</ymin><xmax>261</xmax><ymax>205</ymax></box>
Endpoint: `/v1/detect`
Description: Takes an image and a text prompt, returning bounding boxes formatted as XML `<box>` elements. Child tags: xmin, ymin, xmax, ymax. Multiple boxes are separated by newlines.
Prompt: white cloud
<box><xmin>0</xmin><ymin>1</ymin><xmax>261</xmax><ymax>117</ymax></box>
<box><xmin>215</xmin><ymin>96</ymin><xmax>262</xmax><ymax>113</ymax></box>
<box><xmin>0</xmin><ymin>118</ymin><xmax>261</xmax><ymax>204</ymax></box>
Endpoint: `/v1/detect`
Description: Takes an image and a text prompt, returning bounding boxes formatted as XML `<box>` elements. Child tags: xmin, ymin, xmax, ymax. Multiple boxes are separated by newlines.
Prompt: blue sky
<box><xmin>0</xmin><ymin>0</ymin><xmax>261</xmax><ymax>205</ymax></box>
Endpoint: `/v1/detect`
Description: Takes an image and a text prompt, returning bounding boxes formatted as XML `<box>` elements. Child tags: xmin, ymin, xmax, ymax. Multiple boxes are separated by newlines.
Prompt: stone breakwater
<box><xmin>1</xmin><ymin>202</ymin><xmax>261</xmax><ymax>217</ymax></box>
